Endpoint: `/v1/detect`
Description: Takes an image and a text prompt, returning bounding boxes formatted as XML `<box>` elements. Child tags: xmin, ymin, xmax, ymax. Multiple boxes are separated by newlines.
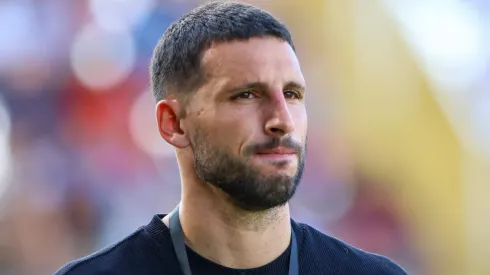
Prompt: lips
<box><xmin>256</xmin><ymin>146</ymin><xmax>296</xmax><ymax>155</ymax></box>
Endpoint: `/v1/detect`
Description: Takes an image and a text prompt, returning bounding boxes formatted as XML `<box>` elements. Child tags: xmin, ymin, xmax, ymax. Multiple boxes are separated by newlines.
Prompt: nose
<box><xmin>264</xmin><ymin>94</ymin><xmax>295</xmax><ymax>137</ymax></box>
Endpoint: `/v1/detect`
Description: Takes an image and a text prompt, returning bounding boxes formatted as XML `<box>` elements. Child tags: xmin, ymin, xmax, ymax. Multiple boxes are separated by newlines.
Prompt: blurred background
<box><xmin>0</xmin><ymin>0</ymin><xmax>489</xmax><ymax>274</ymax></box>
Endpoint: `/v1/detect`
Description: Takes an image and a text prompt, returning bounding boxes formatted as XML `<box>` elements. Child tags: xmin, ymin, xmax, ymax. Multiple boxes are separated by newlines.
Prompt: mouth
<box><xmin>254</xmin><ymin>146</ymin><xmax>297</xmax><ymax>161</ymax></box>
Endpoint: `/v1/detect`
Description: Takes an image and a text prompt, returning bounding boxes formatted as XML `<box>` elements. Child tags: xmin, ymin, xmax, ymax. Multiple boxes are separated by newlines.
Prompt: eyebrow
<box><xmin>284</xmin><ymin>81</ymin><xmax>306</xmax><ymax>93</ymax></box>
<box><xmin>231</xmin><ymin>81</ymin><xmax>306</xmax><ymax>93</ymax></box>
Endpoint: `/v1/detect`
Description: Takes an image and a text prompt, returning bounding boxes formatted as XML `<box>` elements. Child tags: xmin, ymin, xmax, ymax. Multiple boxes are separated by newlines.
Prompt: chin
<box><xmin>259</xmin><ymin>165</ymin><xmax>298</xmax><ymax>176</ymax></box>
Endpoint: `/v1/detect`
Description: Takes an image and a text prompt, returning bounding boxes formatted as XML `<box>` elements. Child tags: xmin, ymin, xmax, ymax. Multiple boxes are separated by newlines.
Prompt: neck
<box><xmin>163</xmin><ymin>172</ymin><xmax>292</xmax><ymax>269</ymax></box>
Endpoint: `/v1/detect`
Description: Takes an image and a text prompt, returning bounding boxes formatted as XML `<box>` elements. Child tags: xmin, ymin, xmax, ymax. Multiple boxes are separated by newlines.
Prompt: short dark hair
<box><xmin>150</xmin><ymin>1</ymin><xmax>295</xmax><ymax>103</ymax></box>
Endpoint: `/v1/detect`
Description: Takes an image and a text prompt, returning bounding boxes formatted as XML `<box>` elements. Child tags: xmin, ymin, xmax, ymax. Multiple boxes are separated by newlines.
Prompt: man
<box><xmin>56</xmin><ymin>1</ymin><xmax>407</xmax><ymax>274</ymax></box>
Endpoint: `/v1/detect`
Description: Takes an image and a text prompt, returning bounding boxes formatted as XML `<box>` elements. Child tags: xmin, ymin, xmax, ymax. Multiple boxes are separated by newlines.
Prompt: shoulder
<box><xmin>293</xmin><ymin>221</ymin><xmax>407</xmax><ymax>274</ymax></box>
<box><xmin>54</xmin><ymin>227</ymin><xmax>160</xmax><ymax>275</ymax></box>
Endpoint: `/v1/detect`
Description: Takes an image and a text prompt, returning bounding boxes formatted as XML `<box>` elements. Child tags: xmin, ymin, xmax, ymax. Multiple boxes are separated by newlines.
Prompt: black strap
<box><xmin>169</xmin><ymin>206</ymin><xmax>193</xmax><ymax>275</ymax></box>
<box><xmin>169</xmin><ymin>206</ymin><xmax>299</xmax><ymax>275</ymax></box>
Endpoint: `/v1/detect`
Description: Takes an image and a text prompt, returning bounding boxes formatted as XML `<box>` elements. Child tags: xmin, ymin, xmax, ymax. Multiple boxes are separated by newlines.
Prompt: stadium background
<box><xmin>0</xmin><ymin>0</ymin><xmax>489</xmax><ymax>274</ymax></box>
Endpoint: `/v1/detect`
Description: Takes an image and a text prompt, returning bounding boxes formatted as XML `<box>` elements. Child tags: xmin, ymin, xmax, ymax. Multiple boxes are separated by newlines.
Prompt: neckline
<box><xmin>144</xmin><ymin>214</ymin><xmax>298</xmax><ymax>273</ymax></box>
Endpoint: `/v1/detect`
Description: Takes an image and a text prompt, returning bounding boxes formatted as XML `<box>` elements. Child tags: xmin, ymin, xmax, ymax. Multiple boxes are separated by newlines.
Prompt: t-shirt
<box><xmin>55</xmin><ymin>214</ymin><xmax>407</xmax><ymax>274</ymax></box>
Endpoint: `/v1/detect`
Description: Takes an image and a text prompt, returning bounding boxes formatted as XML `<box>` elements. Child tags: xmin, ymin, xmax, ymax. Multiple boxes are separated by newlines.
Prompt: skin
<box><xmin>156</xmin><ymin>36</ymin><xmax>307</xmax><ymax>269</ymax></box>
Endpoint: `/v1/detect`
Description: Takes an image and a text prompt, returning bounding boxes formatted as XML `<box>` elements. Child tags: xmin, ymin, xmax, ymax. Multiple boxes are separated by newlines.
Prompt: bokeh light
<box><xmin>70</xmin><ymin>23</ymin><xmax>136</xmax><ymax>91</ymax></box>
<box><xmin>383</xmin><ymin>0</ymin><xmax>489</xmax><ymax>93</ymax></box>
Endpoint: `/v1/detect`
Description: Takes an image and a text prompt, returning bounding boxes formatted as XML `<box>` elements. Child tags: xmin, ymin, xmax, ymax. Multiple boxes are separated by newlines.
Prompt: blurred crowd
<box><xmin>0</xmin><ymin>1</ymin><xmax>421</xmax><ymax>274</ymax></box>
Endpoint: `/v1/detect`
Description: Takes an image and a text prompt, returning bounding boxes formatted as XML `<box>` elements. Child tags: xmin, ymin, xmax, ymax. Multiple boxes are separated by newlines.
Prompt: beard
<box><xmin>191</xmin><ymin>128</ymin><xmax>306</xmax><ymax>212</ymax></box>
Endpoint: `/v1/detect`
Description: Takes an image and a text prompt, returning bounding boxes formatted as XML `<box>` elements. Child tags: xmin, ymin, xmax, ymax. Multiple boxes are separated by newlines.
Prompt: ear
<box><xmin>156</xmin><ymin>99</ymin><xmax>190</xmax><ymax>149</ymax></box>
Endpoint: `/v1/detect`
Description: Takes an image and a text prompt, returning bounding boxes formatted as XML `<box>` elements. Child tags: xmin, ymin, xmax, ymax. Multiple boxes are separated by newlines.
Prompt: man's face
<box><xmin>184</xmin><ymin>37</ymin><xmax>307</xmax><ymax>211</ymax></box>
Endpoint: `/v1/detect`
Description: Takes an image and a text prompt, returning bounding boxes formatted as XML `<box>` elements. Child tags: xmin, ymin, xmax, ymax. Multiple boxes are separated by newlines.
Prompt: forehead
<box><xmin>200</xmin><ymin>37</ymin><xmax>304</xmax><ymax>89</ymax></box>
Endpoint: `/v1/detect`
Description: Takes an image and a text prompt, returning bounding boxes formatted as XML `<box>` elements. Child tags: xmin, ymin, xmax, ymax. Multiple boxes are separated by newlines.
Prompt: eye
<box><xmin>233</xmin><ymin>90</ymin><xmax>257</xmax><ymax>99</ymax></box>
<box><xmin>284</xmin><ymin>90</ymin><xmax>301</xmax><ymax>100</ymax></box>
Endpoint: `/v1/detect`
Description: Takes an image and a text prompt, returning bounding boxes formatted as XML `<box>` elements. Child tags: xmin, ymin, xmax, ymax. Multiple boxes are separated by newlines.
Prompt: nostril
<box><xmin>269</xmin><ymin>127</ymin><xmax>285</xmax><ymax>135</ymax></box>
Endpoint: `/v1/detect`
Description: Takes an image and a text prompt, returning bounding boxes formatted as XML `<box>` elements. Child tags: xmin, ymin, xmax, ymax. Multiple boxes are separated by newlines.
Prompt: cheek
<box><xmin>293</xmin><ymin>108</ymin><xmax>308</xmax><ymax>133</ymax></box>
<box><xmin>225</xmin><ymin>121</ymin><xmax>253</xmax><ymax>140</ymax></box>
<box><xmin>204</xmin><ymin>115</ymin><xmax>254</xmax><ymax>145</ymax></box>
